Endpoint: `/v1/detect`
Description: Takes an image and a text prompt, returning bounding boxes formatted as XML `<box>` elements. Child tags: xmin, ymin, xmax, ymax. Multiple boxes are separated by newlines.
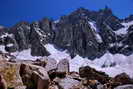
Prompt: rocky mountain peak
<box><xmin>0</xmin><ymin>7</ymin><xmax>133</xmax><ymax>59</ymax></box>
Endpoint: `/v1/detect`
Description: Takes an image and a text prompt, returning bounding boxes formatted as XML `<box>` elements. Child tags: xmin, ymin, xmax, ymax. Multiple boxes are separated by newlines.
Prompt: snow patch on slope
<box><xmin>70</xmin><ymin>55</ymin><xmax>88</xmax><ymax>72</ymax></box>
<box><xmin>88</xmin><ymin>21</ymin><xmax>103</xmax><ymax>43</ymax></box>
<box><xmin>0</xmin><ymin>45</ymin><xmax>7</xmax><ymax>53</ymax></box>
<box><xmin>6</xmin><ymin>43</ymin><xmax>14</xmax><ymax>47</ymax></box>
<box><xmin>0</xmin><ymin>33</ymin><xmax>13</xmax><ymax>39</ymax></box>
<box><xmin>54</xmin><ymin>20</ymin><xmax>60</xmax><ymax>23</ymax></box>
<box><xmin>44</xmin><ymin>44</ymin><xmax>71</xmax><ymax>63</ymax></box>
<box><xmin>11</xmin><ymin>49</ymin><xmax>42</xmax><ymax>60</ymax></box>
<box><xmin>114</xmin><ymin>21</ymin><xmax>133</xmax><ymax>35</ymax></box>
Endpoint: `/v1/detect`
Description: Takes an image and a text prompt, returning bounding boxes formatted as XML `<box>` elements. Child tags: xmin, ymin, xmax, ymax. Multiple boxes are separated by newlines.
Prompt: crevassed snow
<box><xmin>88</xmin><ymin>21</ymin><xmax>103</xmax><ymax>43</ymax></box>
<box><xmin>44</xmin><ymin>44</ymin><xmax>71</xmax><ymax>63</ymax></box>
<box><xmin>11</xmin><ymin>49</ymin><xmax>42</xmax><ymax>60</ymax></box>
<box><xmin>114</xmin><ymin>21</ymin><xmax>133</xmax><ymax>35</ymax></box>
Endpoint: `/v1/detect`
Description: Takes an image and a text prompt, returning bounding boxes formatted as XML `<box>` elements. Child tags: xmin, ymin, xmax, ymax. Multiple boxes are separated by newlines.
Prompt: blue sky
<box><xmin>0</xmin><ymin>0</ymin><xmax>133</xmax><ymax>27</ymax></box>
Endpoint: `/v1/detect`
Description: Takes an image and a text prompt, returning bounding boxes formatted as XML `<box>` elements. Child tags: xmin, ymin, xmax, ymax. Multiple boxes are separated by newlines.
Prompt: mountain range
<box><xmin>1</xmin><ymin>7</ymin><xmax>133</xmax><ymax>60</ymax></box>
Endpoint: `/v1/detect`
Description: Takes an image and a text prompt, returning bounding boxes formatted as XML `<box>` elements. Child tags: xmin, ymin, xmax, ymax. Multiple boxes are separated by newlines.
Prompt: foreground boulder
<box><xmin>114</xmin><ymin>73</ymin><xmax>133</xmax><ymax>85</ymax></box>
<box><xmin>57</xmin><ymin>59</ymin><xmax>69</xmax><ymax>73</ymax></box>
<box><xmin>0</xmin><ymin>62</ymin><xmax>24</xmax><ymax>89</ymax></box>
<box><xmin>48</xmin><ymin>59</ymin><xmax>69</xmax><ymax>81</ymax></box>
<box><xmin>43</xmin><ymin>57</ymin><xmax>57</xmax><ymax>71</ymax></box>
<box><xmin>108</xmin><ymin>73</ymin><xmax>133</xmax><ymax>88</ymax></box>
<box><xmin>58</xmin><ymin>77</ymin><xmax>81</xmax><ymax>89</ymax></box>
<box><xmin>20</xmin><ymin>63</ymin><xmax>50</xmax><ymax>89</ymax></box>
<box><xmin>79</xmin><ymin>66</ymin><xmax>110</xmax><ymax>84</ymax></box>
<box><xmin>48</xmin><ymin>84</ymin><xmax>59</xmax><ymax>89</ymax></box>
<box><xmin>52</xmin><ymin>77</ymin><xmax>83</xmax><ymax>89</ymax></box>
<box><xmin>0</xmin><ymin>74</ymin><xmax>7</xmax><ymax>89</ymax></box>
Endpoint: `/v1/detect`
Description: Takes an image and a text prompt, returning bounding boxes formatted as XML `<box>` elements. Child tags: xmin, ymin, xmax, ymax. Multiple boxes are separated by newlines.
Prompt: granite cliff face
<box><xmin>1</xmin><ymin>7</ymin><xmax>133</xmax><ymax>59</ymax></box>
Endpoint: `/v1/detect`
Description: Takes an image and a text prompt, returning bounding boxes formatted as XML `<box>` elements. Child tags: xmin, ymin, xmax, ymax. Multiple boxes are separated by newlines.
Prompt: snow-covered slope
<box><xmin>44</xmin><ymin>44</ymin><xmax>133</xmax><ymax>78</ymax></box>
<box><xmin>69</xmin><ymin>52</ymin><xmax>133</xmax><ymax>78</ymax></box>
<box><xmin>44</xmin><ymin>44</ymin><xmax>71</xmax><ymax>63</ymax></box>
<box><xmin>11</xmin><ymin>49</ymin><xmax>42</xmax><ymax>60</ymax></box>
<box><xmin>93</xmin><ymin>52</ymin><xmax>133</xmax><ymax>67</ymax></box>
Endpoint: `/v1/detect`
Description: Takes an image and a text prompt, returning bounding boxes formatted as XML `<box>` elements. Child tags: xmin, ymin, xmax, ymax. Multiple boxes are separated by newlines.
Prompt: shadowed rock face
<box><xmin>30</xmin><ymin>21</ymin><xmax>50</xmax><ymax>56</ymax></box>
<box><xmin>9</xmin><ymin>22</ymin><xmax>31</xmax><ymax>51</ymax></box>
<box><xmin>53</xmin><ymin>7</ymin><xmax>122</xmax><ymax>59</ymax></box>
<box><xmin>1</xmin><ymin>7</ymin><xmax>133</xmax><ymax>59</ymax></box>
<box><xmin>0</xmin><ymin>19</ymin><xmax>52</xmax><ymax>56</ymax></box>
<box><xmin>54</xmin><ymin>17</ymin><xmax>101</xmax><ymax>59</ymax></box>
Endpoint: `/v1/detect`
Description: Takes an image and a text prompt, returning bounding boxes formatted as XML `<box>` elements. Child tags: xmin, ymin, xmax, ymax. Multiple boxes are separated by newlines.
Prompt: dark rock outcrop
<box><xmin>19</xmin><ymin>63</ymin><xmax>50</xmax><ymax>89</ymax></box>
<box><xmin>113</xmin><ymin>73</ymin><xmax>133</xmax><ymax>85</ymax></box>
<box><xmin>9</xmin><ymin>22</ymin><xmax>31</xmax><ymax>51</ymax></box>
<box><xmin>30</xmin><ymin>22</ymin><xmax>50</xmax><ymax>56</ymax></box>
<box><xmin>54</xmin><ymin>15</ymin><xmax>102</xmax><ymax>59</ymax></box>
<box><xmin>79</xmin><ymin>66</ymin><xmax>110</xmax><ymax>84</ymax></box>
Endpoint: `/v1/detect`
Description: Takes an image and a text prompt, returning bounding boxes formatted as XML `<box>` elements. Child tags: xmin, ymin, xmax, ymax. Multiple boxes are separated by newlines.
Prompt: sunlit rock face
<box><xmin>0</xmin><ymin>62</ymin><xmax>24</xmax><ymax>88</ymax></box>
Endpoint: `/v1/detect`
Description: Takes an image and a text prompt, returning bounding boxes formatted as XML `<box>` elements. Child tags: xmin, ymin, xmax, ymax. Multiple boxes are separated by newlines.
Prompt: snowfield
<box><xmin>11</xmin><ymin>49</ymin><xmax>42</xmax><ymax>60</ymax></box>
<box><xmin>44</xmin><ymin>44</ymin><xmax>133</xmax><ymax>78</ymax></box>
<box><xmin>44</xmin><ymin>44</ymin><xmax>71</xmax><ymax>63</ymax></box>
